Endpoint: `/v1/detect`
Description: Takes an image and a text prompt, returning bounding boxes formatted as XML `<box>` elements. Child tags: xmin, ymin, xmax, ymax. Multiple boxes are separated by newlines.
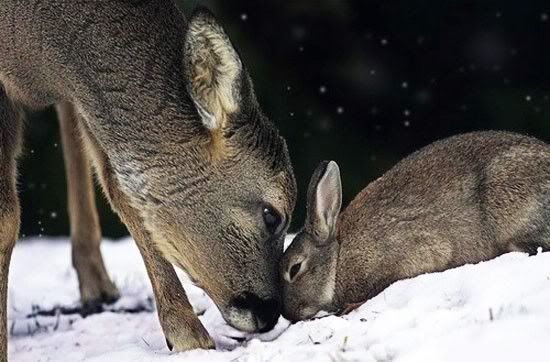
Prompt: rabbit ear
<box><xmin>305</xmin><ymin>161</ymin><xmax>342</xmax><ymax>244</ymax></box>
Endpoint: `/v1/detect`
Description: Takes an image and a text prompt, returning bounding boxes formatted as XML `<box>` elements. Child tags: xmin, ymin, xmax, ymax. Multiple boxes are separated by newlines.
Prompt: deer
<box><xmin>0</xmin><ymin>0</ymin><xmax>297</xmax><ymax>358</ymax></box>
<box><xmin>281</xmin><ymin>131</ymin><xmax>550</xmax><ymax>321</ymax></box>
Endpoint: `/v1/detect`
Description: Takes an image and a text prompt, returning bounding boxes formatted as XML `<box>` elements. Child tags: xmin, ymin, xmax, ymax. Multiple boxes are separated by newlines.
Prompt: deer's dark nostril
<box><xmin>289</xmin><ymin>262</ymin><xmax>302</xmax><ymax>281</ymax></box>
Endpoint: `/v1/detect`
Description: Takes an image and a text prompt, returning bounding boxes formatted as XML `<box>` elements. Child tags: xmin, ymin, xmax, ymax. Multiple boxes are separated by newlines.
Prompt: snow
<box><xmin>8</xmin><ymin>236</ymin><xmax>550</xmax><ymax>361</ymax></box>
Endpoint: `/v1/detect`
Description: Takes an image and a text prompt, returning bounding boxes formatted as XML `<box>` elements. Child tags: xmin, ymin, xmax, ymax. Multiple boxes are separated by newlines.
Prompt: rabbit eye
<box><xmin>289</xmin><ymin>262</ymin><xmax>302</xmax><ymax>281</ymax></box>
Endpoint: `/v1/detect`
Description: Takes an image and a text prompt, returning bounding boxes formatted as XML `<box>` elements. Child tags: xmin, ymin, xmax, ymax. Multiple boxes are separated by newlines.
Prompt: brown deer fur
<box><xmin>0</xmin><ymin>1</ymin><xmax>296</xmax><ymax>358</ymax></box>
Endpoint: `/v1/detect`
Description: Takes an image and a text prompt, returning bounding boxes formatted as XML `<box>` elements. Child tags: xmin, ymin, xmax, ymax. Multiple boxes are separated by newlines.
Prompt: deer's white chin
<box><xmin>222</xmin><ymin>306</ymin><xmax>258</xmax><ymax>332</ymax></box>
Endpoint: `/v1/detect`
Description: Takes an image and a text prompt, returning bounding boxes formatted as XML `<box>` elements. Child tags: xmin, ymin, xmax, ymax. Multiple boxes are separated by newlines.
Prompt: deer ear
<box><xmin>184</xmin><ymin>8</ymin><xmax>243</xmax><ymax>131</ymax></box>
<box><xmin>305</xmin><ymin>161</ymin><xmax>342</xmax><ymax>244</ymax></box>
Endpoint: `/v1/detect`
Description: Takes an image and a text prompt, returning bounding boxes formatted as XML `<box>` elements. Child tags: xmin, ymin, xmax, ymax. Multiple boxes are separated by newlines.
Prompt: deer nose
<box><xmin>254</xmin><ymin>297</ymin><xmax>281</xmax><ymax>332</ymax></box>
<box><xmin>232</xmin><ymin>292</ymin><xmax>281</xmax><ymax>332</ymax></box>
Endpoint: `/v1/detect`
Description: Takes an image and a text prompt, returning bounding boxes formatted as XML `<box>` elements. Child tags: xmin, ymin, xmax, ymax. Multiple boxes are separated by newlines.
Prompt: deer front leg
<box><xmin>0</xmin><ymin>175</ymin><xmax>18</xmax><ymax>362</ymax></box>
<box><xmin>110</xmin><ymin>188</ymin><xmax>214</xmax><ymax>351</ymax></box>
<box><xmin>77</xmin><ymin>118</ymin><xmax>214</xmax><ymax>351</ymax></box>
<box><xmin>0</xmin><ymin>85</ymin><xmax>22</xmax><ymax>362</ymax></box>
<box><xmin>136</xmin><ymin>240</ymin><xmax>215</xmax><ymax>351</ymax></box>
<box><xmin>57</xmin><ymin>103</ymin><xmax>119</xmax><ymax>315</ymax></box>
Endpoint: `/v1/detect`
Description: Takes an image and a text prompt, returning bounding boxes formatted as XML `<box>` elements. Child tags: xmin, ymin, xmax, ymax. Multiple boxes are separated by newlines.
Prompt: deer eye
<box><xmin>262</xmin><ymin>206</ymin><xmax>282</xmax><ymax>234</ymax></box>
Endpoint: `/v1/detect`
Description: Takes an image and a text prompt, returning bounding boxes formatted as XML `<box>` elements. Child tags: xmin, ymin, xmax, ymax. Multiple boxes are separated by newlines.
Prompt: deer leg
<box><xmin>57</xmin><ymin>102</ymin><xmax>119</xmax><ymax>315</ymax></box>
<box><xmin>0</xmin><ymin>84</ymin><xmax>22</xmax><ymax>362</ymax></box>
<box><xmin>77</xmin><ymin>118</ymin><xmax>214</xmax><ymax>351</ymax></box>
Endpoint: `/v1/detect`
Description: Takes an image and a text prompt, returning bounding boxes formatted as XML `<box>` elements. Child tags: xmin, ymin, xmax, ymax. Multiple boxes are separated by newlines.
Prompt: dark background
<box><xmin>19</xmin><ymin>0</ymin><xmax>550</xmax><ymax>238</ymax></box>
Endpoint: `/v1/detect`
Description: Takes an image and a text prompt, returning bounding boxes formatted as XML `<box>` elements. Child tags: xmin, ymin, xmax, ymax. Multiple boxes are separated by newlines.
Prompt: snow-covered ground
<box><xmin>7</xmin><ymin>236</ymin><xmax>550</xmax><ymax>362</ymax></box>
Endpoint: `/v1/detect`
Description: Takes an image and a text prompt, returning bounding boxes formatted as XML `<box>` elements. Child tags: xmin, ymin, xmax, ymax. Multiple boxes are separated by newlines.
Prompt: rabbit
<box><xmin>280</xmin><ymin>131</ymin><xmax>550</xmax><ymax>321</ymax></box>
